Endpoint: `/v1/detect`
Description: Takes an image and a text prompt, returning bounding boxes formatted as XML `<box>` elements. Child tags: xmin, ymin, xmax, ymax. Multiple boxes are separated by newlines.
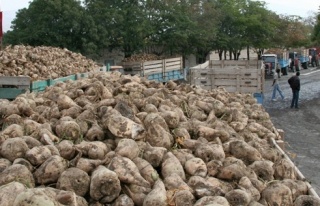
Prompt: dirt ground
<box><xmin>263</xmin><ymin>68</ymin><xmax>320</xmax><ymax>195</ymax></box>
<box><xmin>266</xmin><ymin>98</ymin><xmax>320</xmax><ymax>195</ymax></box>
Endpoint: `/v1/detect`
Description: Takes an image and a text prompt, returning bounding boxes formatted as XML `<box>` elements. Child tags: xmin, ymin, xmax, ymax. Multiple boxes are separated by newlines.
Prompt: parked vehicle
<box><xmin>277</xmin><ymin>52</ymin><xmax>290</xmax><ymax>75</ymax></box>
<box><xmin>0</xmin><ymin>57</ymin><xmax>187</xmax><ymax>100</ymax></box>
<box><xmin>0</xmin><ymin>76</ymin><xmax>31</xmax><ymax>99</ymax></box>
<box><xmin>188</xmin><ymin>59</ymin><xmax>264</xmax><ymax>103</ymax></box>
<box><xmin>309</xmin><ymin>48</ymin><xmax>320</xmax><ymax>67</ymax></box>
<box><xmin>261</xmin><ymin>54</ymin><xmax>278</xmax><ymax>77</ymax></box>
<box><xmin>263</xmin><ymin>49</ymin><xmax>290</xmax><ymax>76</ymax></box>
<box><xmin>289</xmin><ymin>52</ymin><xmax>299</xmax><ymax>72</ymax></box>
<box><xmin>298</xmin><ymin>49</ymin><xmax>309</xmax><ymax>69</ymax></box>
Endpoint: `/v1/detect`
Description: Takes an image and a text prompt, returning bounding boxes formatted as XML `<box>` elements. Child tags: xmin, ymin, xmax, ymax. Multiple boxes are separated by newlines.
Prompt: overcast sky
<box><xmin>255</xmin><ymin>0</ymin><xmax>319</xmax><ymax>17</ymax></box>
<box><xmin>1</xmin><ymin>0</ymin><xmax>319</xmax><ymax>32</ymax></box>
<box><xmin>1</xmin><ymin>0</ymin><xmax>31</xmax><ymax>32</ymax></box>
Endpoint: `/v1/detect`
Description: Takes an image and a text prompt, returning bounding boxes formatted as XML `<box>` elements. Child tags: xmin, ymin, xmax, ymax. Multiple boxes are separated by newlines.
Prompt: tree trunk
<box><xmin>233</xmin><ymin>50</ymin><xmax>240</xmax><ymax>60</ymax></box>
<box><xmin>218</xmin><ymin>50</ymin><xmax>223</xmax><ymax>60</ymax></box>
<box><xmin>196</xmin><ymin>48</ymin><xmax>209</xmax><ymax>64</ymax></box>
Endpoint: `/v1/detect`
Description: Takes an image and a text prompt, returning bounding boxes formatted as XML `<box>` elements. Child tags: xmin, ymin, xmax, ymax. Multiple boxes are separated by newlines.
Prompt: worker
<box><xmin>289</xmin><ymin>58</ymin><xmax>294</xmax><ymax>72</ymax></box>
<box><xmin>294</xmin><ymin>58</ymin><xmax>300</xmax><ymax>72</ymax></box>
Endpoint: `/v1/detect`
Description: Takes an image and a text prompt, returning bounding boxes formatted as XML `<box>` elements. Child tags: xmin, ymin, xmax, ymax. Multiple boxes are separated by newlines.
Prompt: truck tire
<box><xmin>302</xmin><ymin>62</ymin><xmax>308</xmax><ymax>69</ymax></box>
<box><xmin>281</xmin><ymin>67</ymin><xmax>288</xmax><ymax>75</ymax></box>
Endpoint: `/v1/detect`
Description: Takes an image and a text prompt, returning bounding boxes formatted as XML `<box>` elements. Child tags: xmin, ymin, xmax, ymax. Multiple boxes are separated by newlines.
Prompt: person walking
<box><xmin>288</xmin><ymin>71</ymin><xmax>300</xmax><ymax>109</ymax></box>
<box><xmin>272</xmin><ymin>68</ymin><xmax>285</xmax><ymax>101</ymax></box>
<box><xmin>294</xmin><ymin>57</ymin><xmax>300</xmax><ymax>71</ymax></box>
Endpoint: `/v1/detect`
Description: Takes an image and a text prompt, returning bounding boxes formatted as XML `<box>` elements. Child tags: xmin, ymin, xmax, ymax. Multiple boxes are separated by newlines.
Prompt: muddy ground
<box><xmin>263</xmin><ymin>67</ymin><xmax>320</xmax><ymax>195</ymax></box>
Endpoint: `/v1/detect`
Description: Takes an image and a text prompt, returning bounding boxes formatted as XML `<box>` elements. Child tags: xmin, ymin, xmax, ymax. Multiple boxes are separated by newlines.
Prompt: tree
<box><xmin>212</xmin><ymin>0</ymin><xmax>252</xmax><ymax>60</ymax></box>
<box><xmin>85</xmin><ymin>0</ymin><xmax>154</xmax><ymax>57</ymax></box>
<box><xmin>127</xmin><ymin>0</ymin><xmax>200</xmax><ymax>59</ymax></box>
<box><xmin>3</xmin><ymin>0</ymin><xmax>317</xmax><ymax>62</ymax></box>
<box><xmin>276</xmin><ymin>15</ymin><xmax>311</xmax><ymax>49</ymax></box>
<box><xmin>311</xmin><ymin>11</ymin><xmax>320</xmax><ymax>44</ymax></box>
<box><xmin>242</xmin><ymin>1</ymin><xmax>277</xmax><ymax>59</ymax></box>
<box><xmin>4</xmin><ymin>0</ymin><xmax>98</xmax><ymax>56</ymax></box>
<box><xmin>190</xmin><ymin>0</ymin><xmax>219</xmax><ymax>63</ymax></box>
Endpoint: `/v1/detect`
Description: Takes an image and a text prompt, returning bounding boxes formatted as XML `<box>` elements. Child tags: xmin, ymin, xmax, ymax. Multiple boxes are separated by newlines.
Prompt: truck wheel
<box><xmin>282</xmin><ymin>67</ymin><xmax>288</xmax><ymax>75</ymax></box>
<box><xmin>302</xmin><ymin>62</ymin><xmax>308</xmax><ymax>69</ymax></box>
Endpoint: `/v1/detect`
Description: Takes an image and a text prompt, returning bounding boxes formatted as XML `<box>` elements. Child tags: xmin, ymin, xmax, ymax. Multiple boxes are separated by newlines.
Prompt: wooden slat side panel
<box><xmin>143</xmin><ymin>60</ymin><xmax>163</xmax><ymax>66</ymax></box>
<box><xmin>143</xmin><ymin>64</ymin><xmax>163</xmax><ymax>70</ymax></box>
<box><xmin>209</xmin><ymin>60</ymin><xmax>262</xmax><ymax>69</ymax></box>
<box><xmin>144</xmin><ymin>69</ymin><xmax>166</xmax><ymax>75</ymax></box>
<box><xmin>189</xmin><ymin>69</ymin><xmax>215</xmax><ymax>77</ymax></box>
<box><xmin>212</xmin><ymin>79</ymin><xmax>241</xmax><ymax>86</ymax></box>
<box><xmin>30</xmin><ymin>80</ymin><xmax>48</xmax><ymax>92</ymax></box>
<box><xmin>0</xmin><ymin>88</ymin><xmax>29</xmax><ymax>99</ymax></box>
<box><xmin>165</xmin><ymin>65</ymin><xmax>182</xmax><ymax>71</ymax></box>
<box><xmin>190</xmin><ymin>69</ymin><xmax>261</xmax><ymax>77</ymax></box>
<box><xmin>189</xmin><ymin>68</ymin><xmax>264</xmax><ymax>93</ymax></box>
<box><xmin>51</xmin><ymin>75</ymin><xmax>76</xmax><ymax>85</ymax></box>
<box><xmin>165</xmin><ymin>68</ymin><xmax>184</xmax><ymax>74</ymax></box>
<box><xmin>210</xmin><ymin>60</ymin><xmax>260</xmax><ymax>65</ymax></box>
<box><xmin>75</xmin><ymin>73</ymin><xmax>89</xmax><ymax>80</ymax></box>
<box><xmin>211</xmin><ymin>74</ymin><xmax>260</xmax><ymax>79</ymax></box>
<box><xmin>120</xmin><ymin>57</ymin><xmax>183</xmax><ymax>77</ymax></box>
<box><xmin>193</xmin><ymin>79</ymin><xmax>212</xmax><ymax>86</ymax></box>
<box><xmin>212</xmin><ymin>68</ymin><xmax>259</xmax><ymax>74</ymax></box>
<box><xmin>195</xmin><ymin>79</ymin><xmax>260</xmax><ymax>87</ymax></box>
<box><xmin>164</xmin><ymin>61</ymin><xmax>182</xmax><ymax>67</ymax></box>
<box><xmin>0</xmin><ymin>76</ymin><xmax>31</xmax><ymax>86</ymax></box>
<box><xmin>195</xmin><ymin>84</ymin><xmax>262</xmax><ymax>93</ymax></box>
<box><xmin>143</xmin><ymin>60</ymin><xmax>181</xmax><ymax>70</ymax></box>
<box><xmin>165</xmin><ymin>57</ymin><xmax>182</xmax><ymax>63</ymax></box>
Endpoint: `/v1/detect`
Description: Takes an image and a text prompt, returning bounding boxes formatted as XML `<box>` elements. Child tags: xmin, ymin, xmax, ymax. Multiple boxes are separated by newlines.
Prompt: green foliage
<box><xmin>85</xmin><ymin>0</ymin><xmax>154</xmax><ymax>57</ymax></box>
<box><xmin>274</xmin><ymin>15</ymin><xmax>312</xmax><ymax>48</ymax></box>
<box><xmin>3</xmin><ymin>0</ymin><xmax>317</xmax><ymax>61</ymax></box>
<box><xmin>243</xmin><ymin>1</ymin><xmax>275</xmax><ymax>51</ymax></box>
<box><xmin>312</xmin><ymin>12</ymin><xmax>320</xmax><ymax>44</ymax></box>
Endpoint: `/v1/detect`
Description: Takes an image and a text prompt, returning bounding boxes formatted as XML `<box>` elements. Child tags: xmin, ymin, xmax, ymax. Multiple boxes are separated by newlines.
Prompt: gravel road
<box><xmin>262</xmin><ymin>66</ymin><xmax>320</xmax><ymax>195</ymax></box>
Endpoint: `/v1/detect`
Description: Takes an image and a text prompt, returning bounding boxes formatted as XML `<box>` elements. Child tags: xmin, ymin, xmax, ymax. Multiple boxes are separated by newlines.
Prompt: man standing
<box><xmin>272</xmin><ymin>68</ymin><xmax>285</xmax><ymax>101</ymax></box>
<box><xmin>288</xmin><ymin>71</ymin><xmax>300</xmax><ymax>109</ymax></box>
<box><xmin>294</xmin><ymin>57</ymin><xmax>300</xmax><ymax>71</ymax></box>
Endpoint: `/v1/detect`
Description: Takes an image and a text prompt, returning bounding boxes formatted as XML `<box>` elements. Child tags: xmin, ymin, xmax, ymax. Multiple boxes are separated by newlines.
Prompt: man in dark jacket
<box><xmin>288</xmin><ymin>71</ymin><xmax>300</xmax><ymax>109</ymax></box>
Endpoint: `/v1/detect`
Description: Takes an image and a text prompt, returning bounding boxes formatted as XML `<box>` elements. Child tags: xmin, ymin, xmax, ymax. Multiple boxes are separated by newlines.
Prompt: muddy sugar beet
<box><xmin>0</xmin><ymin>69</ymin><xmax>319</xmax><ymax>206</ymax></box>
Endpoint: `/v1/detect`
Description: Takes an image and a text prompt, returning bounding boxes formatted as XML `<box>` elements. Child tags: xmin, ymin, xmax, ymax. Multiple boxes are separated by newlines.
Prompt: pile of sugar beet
<box><xmin>0</xmin><ymin>71</ymin><xmax>319</xmax><ymax>206</ymax></box>
<box><xmin>0</xmin><ymin>45</ymin><xmax>100</xmax><ymax>81</ymax></box>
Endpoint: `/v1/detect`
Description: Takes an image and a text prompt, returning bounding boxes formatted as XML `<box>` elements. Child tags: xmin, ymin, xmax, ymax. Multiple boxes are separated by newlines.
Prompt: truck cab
<box><xmin>261</xmin><ymin>54</ymin><xmax>278</xmax><ymax>77</ymax></box>
<box><xmin>309</xmin><ymin>48</ymin><xmax>319</xmax><ymax>67</ymax></box>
